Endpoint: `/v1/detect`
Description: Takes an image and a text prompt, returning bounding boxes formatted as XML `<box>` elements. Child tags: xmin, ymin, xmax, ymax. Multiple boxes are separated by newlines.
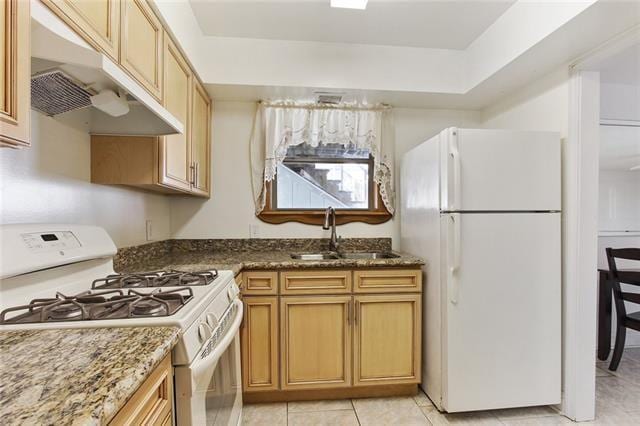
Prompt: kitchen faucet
<box><xmin>323</xmin><ymin>207</ymin><xmax>342</xmax><ymax>253</ymax></box>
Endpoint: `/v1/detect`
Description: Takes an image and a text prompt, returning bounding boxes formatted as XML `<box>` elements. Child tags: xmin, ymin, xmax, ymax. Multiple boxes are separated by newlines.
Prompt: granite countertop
<box><xmin>118</xmin><ymin>248</ymin><xmax>425</xmax><ymax>275</ymax></box>
<box><xmin>0</xmin><ymin>327</ymin><xmax>180</xmax><ymax>426</ymax></box>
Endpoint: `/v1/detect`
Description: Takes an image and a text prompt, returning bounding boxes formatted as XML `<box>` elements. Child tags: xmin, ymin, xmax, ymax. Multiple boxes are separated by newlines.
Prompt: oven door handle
<box><xmin>188</xmin><ymin>298</ymin><xmax>243</xmax><ymax>387</ymax></box>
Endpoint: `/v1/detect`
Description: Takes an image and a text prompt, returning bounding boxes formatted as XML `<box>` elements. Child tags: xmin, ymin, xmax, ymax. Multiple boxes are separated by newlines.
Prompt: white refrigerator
<box><xmin>400</xmin><ymin>128</ymin><xmax>562</xmax><ymax>413</ymax></box>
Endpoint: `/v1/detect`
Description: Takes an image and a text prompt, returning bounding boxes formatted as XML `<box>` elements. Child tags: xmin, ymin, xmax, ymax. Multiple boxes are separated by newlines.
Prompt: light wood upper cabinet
<box><xmin>280</xmin><ymin>296</ymin><xmax>352</xmax><ymax>390</ymax></box>
<box><xmin>190</xmin><ymin>78</ymin><xmax>211</xmax><ymax>197</ymax></box>
<box><xmin>159</xmin><ymin>36</ymin><xmax>191</xmax><ymax>192</ymax></box>
<box><xmin>42</xmin><ymin>0</ymin><xmax>120</xmax><ymax>61</ymax></box>
<box><xmin>120</xmin><ymin>0</ymin><xmax>163</xmax><ymax>100</ymax></box>
<box><xmin>241</xmin><ymin>296</ymin><xmax>279</xmax><ymax>392</ymax></box>
<box><xmin>0</xmin><ymin>0</ymin><xmax>30</xmax><ymax>148</ymax></box>
<box><xmin>353</xmin><ymin>294</ymin><xmax>421</xmax><ymax>386</ymax></box>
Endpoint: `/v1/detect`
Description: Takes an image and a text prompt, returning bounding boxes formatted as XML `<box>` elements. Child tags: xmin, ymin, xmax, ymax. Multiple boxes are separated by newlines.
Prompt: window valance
<box><xmin>250</xmin><ymin>101</ymin><xmax>395</xmax><ymax>215</ymax></box>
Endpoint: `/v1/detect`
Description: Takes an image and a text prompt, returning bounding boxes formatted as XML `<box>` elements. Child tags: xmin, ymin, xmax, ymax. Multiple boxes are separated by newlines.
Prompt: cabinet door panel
<box><xmin>120</xmin><ymin>0</ymin><xmax>163</xmax><ymax>100</ymax></box>
<box><xmin>280</xmin><ymin>270</ymin><xmax>351</xmax><ymax>295</ymax></box>
<box><xmin>241</xmin><ymin>297</ymin><xmax>279</xmax><ymax>392</ymax></box>
<box><xmin>281</xmin><ymin>296</ymin><xmax>351</xmax><ymax>390</ymax></box>
<box><xmin>190</xmin><ymin>79</ymin><xmax>211</xmax><ymax>197</ymax></box>
<box><xmin>0</xmin><ymin>0</ymin><xmax>30</xmax><ymax>147</ymax></box>
<box><xmin>42</xmin><ymin>0</ymin><xmax>120</xmax><ymax>60</ymax></box>
<box><xmin>159</xmin><ymin>36</ymin><xmax>191</xmax><ymax>191</ymax></box>
<box><xmin>354</xmin><ymin>294</ymin><xmax>421</xmax><ymax>386</ymax></box>
<box><xmin>242</xmin><ymin>271</ymin><xmax>278</xmax><ymax>295</ymax></box>
<box><xmin>354</xmin><ymin>269</ymin><xmax>422</xmax><ymax>293</ymax></box>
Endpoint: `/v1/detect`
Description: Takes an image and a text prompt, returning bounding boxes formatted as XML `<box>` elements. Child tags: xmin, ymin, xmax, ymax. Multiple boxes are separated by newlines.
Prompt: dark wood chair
<box><xmin>606</xmin><ymin>247</ymin><xmax>640</xmax><ymax>371</ymax></box>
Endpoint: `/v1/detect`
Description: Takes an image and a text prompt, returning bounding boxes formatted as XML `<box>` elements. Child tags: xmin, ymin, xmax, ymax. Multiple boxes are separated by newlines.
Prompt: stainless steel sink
<box><xmin>290</xmin><ymin>253</ymin><xmax>341</xmax><ymax>260</ymax></box>
<box><xmin>290</xmin><ymin>252</ymin><xmax>399</xmax><ymax>260</ymax></box>
<box><xmin>339</xmin><ymin>252</ymin><xmax>400</xmax><ymax>259</ymax></box>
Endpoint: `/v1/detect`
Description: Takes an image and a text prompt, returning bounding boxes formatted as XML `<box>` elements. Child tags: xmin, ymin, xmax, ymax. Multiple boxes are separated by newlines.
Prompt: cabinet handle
<box><xmin>189</xmin><ymin>163</ymin><xmax>196</xmax><ymax>185</ymax></box>
<box><xmin>195</xmin><ymin>162</ymin><xmax>199</xmax><ymax>188</ymax></box>
<box><xmin>347</xmin><ymin>301</ymin><xmax>351</xmax><ymax>325</ymax></box>
<box><xmin>354</xmin><ymin>300</ymin><xmax>359</xmax><ymax>325</ymax></box>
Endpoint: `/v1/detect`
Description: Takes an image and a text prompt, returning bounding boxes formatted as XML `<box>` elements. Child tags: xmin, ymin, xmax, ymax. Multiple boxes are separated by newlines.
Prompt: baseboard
<box><xmin>243</xmin><ymin>384</ymin><xmax>419</xmax><ymax>403</ymax></box>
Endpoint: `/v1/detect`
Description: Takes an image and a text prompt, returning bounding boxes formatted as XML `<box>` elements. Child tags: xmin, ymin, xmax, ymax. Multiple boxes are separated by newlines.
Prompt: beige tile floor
<box><xmin>242</xmin><ymin>348</ymin><xmax>640</xmax><ymax>425</ymax></box>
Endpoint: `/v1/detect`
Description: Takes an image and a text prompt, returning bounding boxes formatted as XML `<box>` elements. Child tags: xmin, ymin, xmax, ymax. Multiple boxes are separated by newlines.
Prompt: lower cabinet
<box><xmin>110</xmin><ymin>354</ymin><xmax>173</xmax><ymax>425</ymax></box>
<box><xmin>241</xmin><ymin>296</ymin><xmax>279</xmax><ymax>392</ymax></box>
<box><xmin>280</xmin><ymin>296</ymin><xmax>352</xmax><ymax>390</ymax></box>
<box><xmin>353</xmin><ymin>294</ymin><xmax>421</xmax><ymax>386</ymax></box>
<box><xmin>240</xmin><ymin>269</ymin><xmax>422</xmax><ymax>397</ymax></box>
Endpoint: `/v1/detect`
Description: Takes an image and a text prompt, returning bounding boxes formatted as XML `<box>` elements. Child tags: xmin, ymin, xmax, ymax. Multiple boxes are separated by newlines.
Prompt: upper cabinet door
<box><xmin>42</xmin><ymin>0</ymin><xmax>120</xmax><ymax>61</ymax></box>
<box><xmin>120</xmin><ymin>0</ymin><xmax>163</xmax><ymax>100</ymax></box>
<box><xmin>159</xmin><ymin>36</ymin><xmax>191</xmax><ymax>192</ymax></box>
<box><xmin>0</xmin><ymin>0</ymin><xmax>29</xmax><ymax>148</ymax></box>
<box><xmin>190</xmin><ymin>79</ymin><xmax>211</xmax><ymax>197</ymax></box>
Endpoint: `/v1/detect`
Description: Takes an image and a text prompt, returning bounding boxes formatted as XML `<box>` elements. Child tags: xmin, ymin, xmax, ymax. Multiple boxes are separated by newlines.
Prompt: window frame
<box><xmin>257</xmin><ymin>155</ymin><xmax>392</xmax><ymax>226</ymax></box>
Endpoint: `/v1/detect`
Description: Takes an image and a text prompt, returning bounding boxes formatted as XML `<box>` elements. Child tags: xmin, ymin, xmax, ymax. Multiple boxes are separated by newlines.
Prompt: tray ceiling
<box><xmin>188</xmin><ymin>0</ymin><xmax>515</xmax><ymax>49</ymax></box>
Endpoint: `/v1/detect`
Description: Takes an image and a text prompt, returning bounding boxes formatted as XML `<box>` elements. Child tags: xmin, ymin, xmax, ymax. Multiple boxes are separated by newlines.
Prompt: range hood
<box><xmin>30</xmin><ymin>0</ymin><xmax>183</xmax><ymax>136</ymax></box>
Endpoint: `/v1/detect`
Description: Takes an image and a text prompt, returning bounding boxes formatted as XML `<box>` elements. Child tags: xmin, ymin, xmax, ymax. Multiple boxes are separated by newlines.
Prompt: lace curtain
<box><xmin>250</xmin><ymin>101</ymin><xmax>395</xmax><ymax>215</ymax></box>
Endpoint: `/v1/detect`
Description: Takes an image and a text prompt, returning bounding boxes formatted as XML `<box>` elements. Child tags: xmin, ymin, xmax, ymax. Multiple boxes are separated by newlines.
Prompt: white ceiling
<box><xmin>598</xmin><ymin>43</ymin><xmax>640</xmax><ymax>86</ymax></box>
<box><xmin>188</xmin><ymin>0</ymin><xmax>515</xmax><ymax>49</ymax></box>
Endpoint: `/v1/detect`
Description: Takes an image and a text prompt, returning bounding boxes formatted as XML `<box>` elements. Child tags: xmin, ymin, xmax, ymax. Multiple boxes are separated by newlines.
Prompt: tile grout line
<box><xmin>410</xmin><ymin>393</ymin><xmax>434</xmax><ymax>425</ymax></box>
<box><xmin>351</xmin><ymin>399</ymin><xmax>362</xmax><ymax>426</ymax></box>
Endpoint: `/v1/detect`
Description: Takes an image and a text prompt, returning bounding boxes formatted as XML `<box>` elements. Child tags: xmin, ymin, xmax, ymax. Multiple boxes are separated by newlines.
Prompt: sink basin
<box><xmin>291</xmin><ymin>252</ymin><xmax>399</xmax><ymax>260</ymax></box>
<box><xmin>339</xmin><ymin>252</ymin><xmax>400</xmax><ymax>259</ymax></box>
<box><xmin>290</xmin><ymin>253</ymin><xmax>340</xmax><ymax>260</ymax></box>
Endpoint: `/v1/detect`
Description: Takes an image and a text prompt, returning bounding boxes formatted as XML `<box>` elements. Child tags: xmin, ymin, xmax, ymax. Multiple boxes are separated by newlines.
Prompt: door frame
<box><xmin>562</xmin><ymin>69</ymin><xmax>600</xmax><ymax>422</ymax></box>
<box><xmin>562</xmin><ymin>27</ymin><xmax>640</xmax><ymax>421</ymax></box>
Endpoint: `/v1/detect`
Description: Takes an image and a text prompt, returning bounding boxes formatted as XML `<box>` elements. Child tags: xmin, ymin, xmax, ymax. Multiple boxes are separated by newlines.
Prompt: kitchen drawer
<box><xmin>110</xmin><ymin>354</ymin><xmax>173</xmax><ymax>425</ymax></box>
<box><xmin>354</xmin><ymin>269</ymin><xmax>422</xmax><ymax>294</ymax></box>
<box><xmin>280</xmin><ymin>270</ymin><xmax>352</xmax><ymax>295</ymax></box>
<box><xmin>242</xmin><ymin>271</ymin><xmax>278</xmax><ymax>295</ymax></box>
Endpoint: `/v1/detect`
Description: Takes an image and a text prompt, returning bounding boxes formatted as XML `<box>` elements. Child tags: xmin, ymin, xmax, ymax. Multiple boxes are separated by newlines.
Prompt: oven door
<box><xmin>175</xmin><ymin>298</ymin><xmax>243</xmax><ymax>426</ymax></box>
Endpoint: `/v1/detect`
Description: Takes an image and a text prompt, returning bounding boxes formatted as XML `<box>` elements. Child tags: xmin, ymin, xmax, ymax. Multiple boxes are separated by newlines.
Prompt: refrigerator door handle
<box><xmin>449</xmin><ymin>139</ymin><xmax>461</xmax><ymax>211</ymax></box>
<box><xmin>449</xmin><ymin>214</ymin><xmax>461</xmax><ymax>304</ymax></box>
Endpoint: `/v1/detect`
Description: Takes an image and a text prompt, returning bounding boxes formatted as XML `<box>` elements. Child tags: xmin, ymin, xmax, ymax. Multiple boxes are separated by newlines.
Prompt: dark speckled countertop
<box><xmin>0</xmin><ymin>327</ymin><xmax>180</xmax><ymax>426</ymax></box>
<box><xmin>115</xmin><ymin>238</ymin><xmax>424</xmax><ymax>275</ymax></box>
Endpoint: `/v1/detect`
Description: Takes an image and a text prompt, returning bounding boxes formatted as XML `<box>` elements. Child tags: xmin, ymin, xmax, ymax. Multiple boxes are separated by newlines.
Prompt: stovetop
<box><xmin>0</xmin><ymin>287</ymin><xmax>194</xmax><ymax>325</ymax></box>
<box><xmin>91</xmin><ymin>269</ymin><xmax>218</xmax><ymax>289</ymax></box>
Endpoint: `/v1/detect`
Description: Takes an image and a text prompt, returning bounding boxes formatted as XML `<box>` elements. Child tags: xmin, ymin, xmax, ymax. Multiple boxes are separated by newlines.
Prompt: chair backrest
<box><xmin>606</xmin><ymin>248</ymin><xmax>640</xmax><ymax>286</ymax></box>
<box><xmin>606</xmin><ymin>248</ymin><xmax>640</xmax><ymax>317</ymax></box>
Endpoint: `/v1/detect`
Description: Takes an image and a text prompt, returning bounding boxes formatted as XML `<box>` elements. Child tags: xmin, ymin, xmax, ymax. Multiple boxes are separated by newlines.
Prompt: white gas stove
<box><xmin>0</xmin><ymin>224</ymin><xmax>243</xmax><ymax>425</ymax></box>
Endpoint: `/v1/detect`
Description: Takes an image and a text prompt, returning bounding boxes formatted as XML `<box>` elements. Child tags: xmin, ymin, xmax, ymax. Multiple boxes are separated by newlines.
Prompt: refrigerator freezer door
<box><xmin>441</xmin><ymin>129</ymin><xmax>561</xmax><ymax>212</ymax></box>
<box><xmin>441</xmin><ymin>212</ymin><xmax>561</xmax><ymax>412</ymax></box>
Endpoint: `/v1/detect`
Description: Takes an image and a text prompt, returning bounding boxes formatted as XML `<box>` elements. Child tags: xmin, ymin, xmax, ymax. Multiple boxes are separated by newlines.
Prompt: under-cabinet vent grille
<box><xmin>31</xmin><ymin>70</ymin><xmax>93</xmax><ymax>116</ymax></box>
<box><xmin>316</xmin><ymin>94</ymin><xmax>344</xmax><ymax>105</ymax></box>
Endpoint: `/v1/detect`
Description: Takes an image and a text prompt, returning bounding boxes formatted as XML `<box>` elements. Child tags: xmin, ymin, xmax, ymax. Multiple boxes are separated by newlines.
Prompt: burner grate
<box><xmin>92</xmin><ymin>269</ymin><xmax>218</xmax><ymax>289</ymax></box>
<box><xmin>0</xmin><ymin>288</ymin><xmax>193</xmax><ymax>325</ymax></box>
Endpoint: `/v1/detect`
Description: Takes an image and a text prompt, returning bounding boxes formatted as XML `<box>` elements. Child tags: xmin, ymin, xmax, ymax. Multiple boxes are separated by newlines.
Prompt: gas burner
<box><xmin>0</xmin><ymin>288</ymin><xmax>193</xmax><ymax>324</ymax></box>
<box><xmin>92</xmin><ymin>269</ymin><xmax>218</xmax><ymax>289</ymax></box>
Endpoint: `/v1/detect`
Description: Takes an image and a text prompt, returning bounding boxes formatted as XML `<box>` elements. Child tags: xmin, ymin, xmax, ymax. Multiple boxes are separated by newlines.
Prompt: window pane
<box><xmin>285</xmin><ymin>143</ymin><xmax>370</xmax><ymax>160</ymax></box>
<box><xmin>276</xmin><ymin>162</ymin><xmax>369</xmax><ymax>209</ymax></box>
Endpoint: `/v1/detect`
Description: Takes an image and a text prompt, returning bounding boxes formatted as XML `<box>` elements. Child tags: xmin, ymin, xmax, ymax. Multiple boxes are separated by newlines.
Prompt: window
<box><xmin>258</xmin><ymin>143</ymin><xmax>392</xmax><ymax>225</ymax></box>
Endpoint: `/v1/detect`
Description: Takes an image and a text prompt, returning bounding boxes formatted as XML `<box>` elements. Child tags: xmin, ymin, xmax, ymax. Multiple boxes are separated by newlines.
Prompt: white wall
<box><xmin>598</xmin><ymin>170</ymin><xmax>640</xmax><ymax>232</ymax></box>
<box><xmin>170</xmin><ymin>101</ymin><xmax>481</xmax><ymax>247</ymax></box>
<box><xmin>0</xmin><ymin>111</ymin><xmax>171</xmax><ymax>248</ymax></box>
<box><xmin>601</xmin><ymin>82</ymin><xmax>640</xmax><ymax>121</ymax></box>
<box><xmin>480</xmin><ymin>67</ymin><xmax>570</xmax><ymax>136</ymax></box>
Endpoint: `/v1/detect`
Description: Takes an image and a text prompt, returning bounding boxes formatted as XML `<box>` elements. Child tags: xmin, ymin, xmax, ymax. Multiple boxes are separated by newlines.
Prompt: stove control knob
<box><xmin>198</xmin><ymin>322</ymin><xmax>212</xmax><ymax>342</ymax></box>
<box><xmin>206</xmin><ymin>313</ymin><xmax>219</xmax><ymax>329</ymax></box>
